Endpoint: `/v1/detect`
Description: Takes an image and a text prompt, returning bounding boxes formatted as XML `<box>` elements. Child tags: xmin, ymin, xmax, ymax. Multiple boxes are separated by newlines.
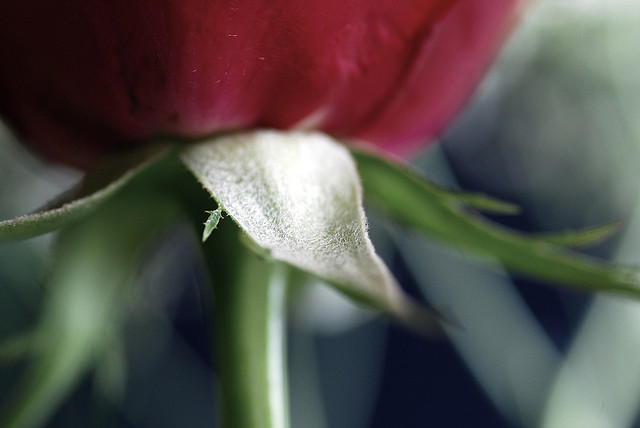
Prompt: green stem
<box><xmin>210</xmin><ymin>244</ymin><xmax>290</xmax><ymax>428</ymax></box>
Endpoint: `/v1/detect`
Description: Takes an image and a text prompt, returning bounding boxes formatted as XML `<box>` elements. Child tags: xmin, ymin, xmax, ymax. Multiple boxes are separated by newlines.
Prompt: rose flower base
<box><xmin>1</xmin><ymin>2</ymin><xmax>639</xmax><ymax>428</ymax></box>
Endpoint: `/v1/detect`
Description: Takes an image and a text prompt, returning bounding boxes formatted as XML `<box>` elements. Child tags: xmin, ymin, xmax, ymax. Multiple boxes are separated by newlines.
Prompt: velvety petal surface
<box><xmin>0</xmin><ymin>0</ymin><xmax>520</xmax><ymax>168</ymax></box>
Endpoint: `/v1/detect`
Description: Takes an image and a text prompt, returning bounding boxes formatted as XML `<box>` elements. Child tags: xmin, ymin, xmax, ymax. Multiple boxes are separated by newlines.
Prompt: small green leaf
<box><xmin>0</xmin><ymin>145</ymin><xmax>172</xmax><ymax>241</ymax></box>
<box><xmin>181</xmin><ymin>130</ymin><xmax>440</xmax><ymax>331</ymax></box>
<box><xmin>352</xmin><ymin>149</ymin><xmax>640</xmax><ymax>298</ymax></box>
<box><xmin>202</xmin><ymin>206</ymin><xmax>224</xmax><ymax>243</ymax></box>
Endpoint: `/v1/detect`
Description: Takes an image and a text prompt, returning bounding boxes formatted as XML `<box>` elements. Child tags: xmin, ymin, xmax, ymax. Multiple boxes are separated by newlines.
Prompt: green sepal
<box><xmin>531</xmin><ymin>222</ymin><xmax>622</xmax><ymax>248</ymax></box>
<box><xmin>0</xmin><ymin>145</ymin><xmax>172</xmax><ymax>241</ymax></box>
<box><xmin>352</xmin><ymin>148</ymin><xmax>640</xmax><ymax>298</ymax></box>
<box><xmin>181</xmin><ymin>130</ymin><xmax>442</xmax><ymax>332</ymax></box>
<box><xmin>0</xmin><ymin>185</ymin><xmax>181</xmax><ymax>428</ymax></box>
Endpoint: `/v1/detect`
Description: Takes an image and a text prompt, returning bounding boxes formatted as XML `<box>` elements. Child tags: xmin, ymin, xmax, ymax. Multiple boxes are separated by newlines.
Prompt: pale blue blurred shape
<box><xmin>289</xmin><ymin>279</ymin><xmax>387</xmax><ymax>428</ymax></box>
<box><xmin>541</xmin><ymin>186</ymin><xmax>640</xmax><ymax>428</ymax></box>
<box><xmin>397</xmin><ymin>0</ymin><xmax>640</xmax><ymax>426</ymax></box>
<box><xmin>501</xmin><ymin>1</ymin><xmax>640</xmax><ymax>427</ymax></box>
<box><xmin>397</xmin><ymin>146</ymin><xmax>560</xmax><ymax>427</ymax></box>
<box><xmin>0</xmin><ymin>121</ymin><xmax>79</xmax><ymax>220</ymax></box>
<box><xmin>395</xmin><ymin>0</ymin><xmax>640</xmax><ymax>425</ymax></box>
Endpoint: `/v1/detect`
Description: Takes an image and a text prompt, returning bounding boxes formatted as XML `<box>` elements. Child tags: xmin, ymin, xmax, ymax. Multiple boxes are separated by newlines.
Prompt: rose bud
<box><xmin>0</xmin><ymin>1</ymin><xmax>521</xmax><ymax>169</ymax></box>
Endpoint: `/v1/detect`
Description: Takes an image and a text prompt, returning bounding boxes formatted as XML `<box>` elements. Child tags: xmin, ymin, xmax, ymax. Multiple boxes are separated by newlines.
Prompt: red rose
<box><xmin>0</xmin><ymin>1</ymin><xmax>521</xmax><ymax>169</ymax></box>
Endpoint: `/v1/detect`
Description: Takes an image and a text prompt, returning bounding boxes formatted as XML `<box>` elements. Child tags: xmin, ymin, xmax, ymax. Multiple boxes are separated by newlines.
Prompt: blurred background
<box><xmin>2</xmin><ymin>0</ymin><xmax>640</xmax><ymax>426</ymax></box>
